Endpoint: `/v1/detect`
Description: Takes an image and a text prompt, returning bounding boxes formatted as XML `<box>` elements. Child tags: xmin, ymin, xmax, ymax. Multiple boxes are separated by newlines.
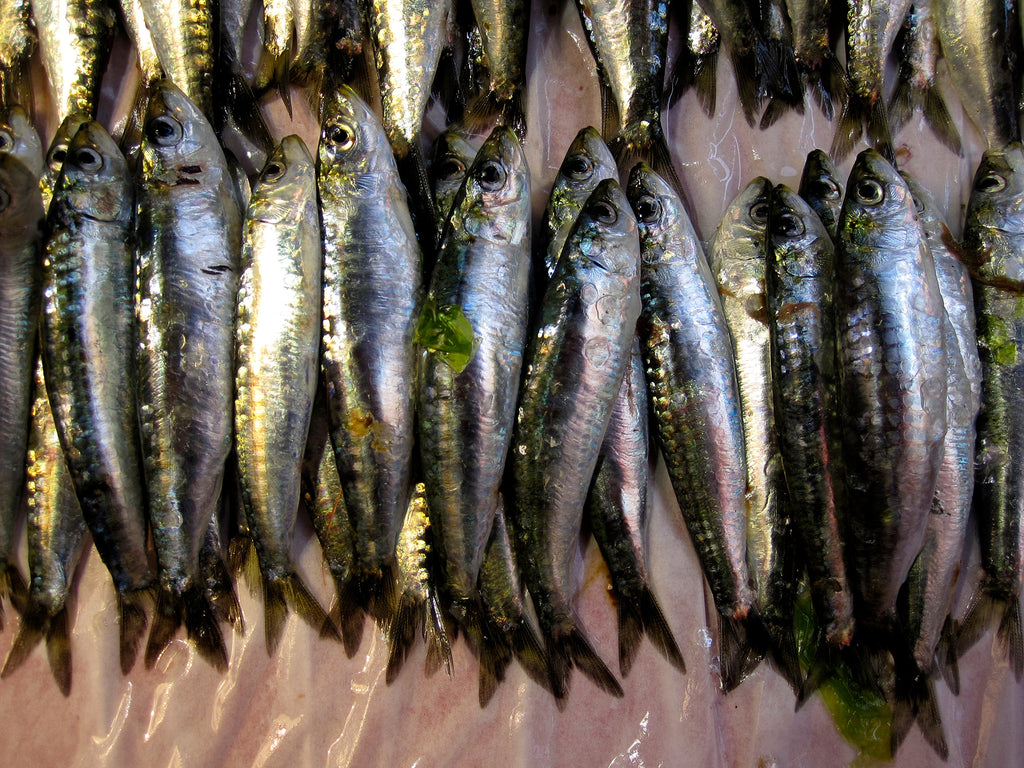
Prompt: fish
<box><xmin>417</xmin><ymin>126</ymin><xmax>530</xmax><ymax>649</ymax></box>
<box><xmin>117</xmin><ymin>0</ymin><xmax>165</xmax><ymax>163</ymax></box>
<box><xmin>784</xmin><ymin>0</ymin><xmax>847</xmax><ymax>121</ymax></box>
<box><xmin>429</xmin><ymin>128</ymin><xmax>478</xmax><ymax>233</ymax></box>
<box><xmin>42</xmin><ymin>119</ymin><xmax>154</xmax><ymax>674</ymax></box>
<box><xmin>538</xmin><ymin>126</ymin><xmax>618</xmax><ymax>285</ymax></box>
<box><xmin>234</xmin><ymin>135</ymin><xmax>338</xmax><ymax>654</ymax></box>
<box><xmin>708</xmin><ymin>176</ymin><xmax>801</xmax><ymax>695</ymax></box>
<box><xmin>957</xmin><ymin>141</ymin><xmax>1024</xmax><ymax>682</ymax></box>
<box><xmin>797</xmin><ymin>148</ymin><xmax>844</xmax><ymax>241</ymax></box>
<box><xmin>137</xmin><ymin>81</ymin><xmax>242</xmax><ymax>672</ymax></box>
<box><xmin>1</xmin><ymin>359</ymin><xmax>87</xmax><ymax>696</ymax></box>
<box><xmin>510</xmin><ymin>177</ymin><xmax>639</xmax><ymax>702</ymax></box>
<box><xmin>835</xmin><ymin>149</ymin><xmax>947</xmax><ymax>633</ymax></box>
<box><xmin>0</xmin><ymin>106</ymin><xmax>44</xmax><ymax>629</ymax></box>
<box><xmin>461</xmin><ymin>0</ymin><xmax>530</xmax><ymax>137</ymax></box>
<box><xmin>30</xmin><ymin>0</ymin><xmax>116</xmax><ymax>123</ymax></box>
<box><xmin>888</xmin><ymin>0</ymin><xmax>961</xmax><ymax>155</ymax></box>
<box><xmin>668</xmin><ymin>0</ymin><xmax>720</xmax><ymax>116</ymax></box>
<box><xmin>585</xmin><ymin>342</ymin><xmax>685</xmax><ymax>677</ymax></box>
<box><xmin>755</xmin><ymin>0</ymin><xmax>805</xmax><ymax>128</ymax></box>
<box><xmin>318</xmin><ymin>85</ymin><xmax>423</xmax><ymax>625</ymax></box>
<box><xmin>832</xmin><ymin>0</ymin><xmax>912</xmax><ymax>162</ymax></box>
<box><xmin>627</xmin><ymin>163</ymin><xmax>754</xmax><ymax>692</ymax></box>
<box><xmin>0</xmin><ymin>0</ymin><xmax>37</xmax><ymax>111</ymax></box>
<box><xmin>765</xmin><ymin>183</ymin><xmax>854</xmax><ymax>700</ymax></box>
<box><xmin>935</xmin><ymin>0</ymin><xmax>1021</xmax><ymax>149</ymax></box>
<box><xmin>361</xmin><ymin>0</ymin><xmax>453</xmax><ymax>253</ymax></box>
<box><xmin>477</xmin><ymin>496</ymin><xmax>550</xmax><ymax>704</ymax></box>
<box><xmin>384</xmin><ymin>483</ymin><xmax>452</xmax><ymax>684</ymax></box>
<box><xmin>40</xmin><ymin>113</ymin><xmax>90</xmax><ymax>212</ymax></box>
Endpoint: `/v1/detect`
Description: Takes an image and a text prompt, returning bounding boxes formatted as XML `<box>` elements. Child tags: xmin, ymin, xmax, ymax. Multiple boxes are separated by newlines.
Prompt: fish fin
<box><xmin>45</xmin><ymin>605</ymin><xmax>72</xmax><ymax>696</ymax></box>
<box><xmin>923</xmin><ymin>87</ymin><xmax>962</xmax><ymax>156</ymax></box>
<box><xmin>508</xmin><ymin>616</ymin><xmax>552</xmax><ymax>693</ymax></box>
<box><xmin>955</xmin><ymin>583</ymin><xmax>1013</xmax><ymax>664</ymax></box>
<box><xmin>728</xmin><ymin>48</ymin><xmax>763</xmax><ymax>126</ymax></box>
<box><xmin>384</xmin><ymin>591</ymin><xmax>423</xmax><ymax>684</ymax></box>
<box><xmin>424</xmin><ymin>590</ymin><xmax>453</xmax><ymax>678</ymax></box>
<box><xmin>1</xmin><ymin>606</ymin><xmax>47</xmax><ymax>681</ymax></box>
<box><xmin>830</xmin><ymin>96</ymin><xmax>865</xmax><ymax>162</ymax></box>
<box><xmin>805</xmin><ymin>53</ymin><xmax>849</xmax><ymax>122</ymax></box>
<box><xmin>396</xmin><ymin>143</ymin><xmax>440</xmax><ymax>259</ymax></box>
<box><xmin>937</xmin><ymin>616</ymin><xmax>961</xmax><ymax>695</ymax></box>
<box><xmin>329</xmin><ymin>576</ymin><xmax>367</xmax><ymax>659</ymax></box>
<box><xmin>797</xmin><ymin>638</ymin><xmax>842</xmax><ymax>709</ymax></box>
<box><xmin>203</xmin><ymin>548</ymin><xmax>245</xmax><ymax>636</ymax></box>
<box><xmin>693</xmin><ymin>49</ymin><xmax>720</xmax><ymax>116</ymax></box>
<box><xmin>888</xmin><ymin>77</ymin><xmax>962</xmax><ymax>156</ymax></box>
<box><xmin>432</xmin><ymin>45</ymin><xmax>465</xmax><ymax>126</ymax></box>
<box><xmin>611</xmin><ymin>125</ymin><xmax>693</xmax><ymax>222</ymax></box>
<box><xmin>547</xmin><ymin>615</ymin><xmax>624</xmax><ymax>701</ymax></box>
<box><xmin>214</xmin><ymin>46</ymin><xmax>275</xmax><ymax>157</ymax></box>
<box><xmin>181</xmin><ymin>584</ymin><xmax>229</xmax><ymax>672</ymax></box>
<box><xmin>618</xmin><ymin>585</ymin><xmax>686</xmax><ymax>677</ymax></box>
<box><xmin>263</xmin><ymin>571</ymin><xmax>341</xmax><ymax>655</ymax></box>
<box><xmin>718</xmin><ymin>613</ymin><xmax>756</xmax><ymax>692</ymax></box>
<box><xmin>0</xmin><ymin>560</ymin><xmax>28</xmax><ymax>625</ymax></box>
<box><xmin>765</xmin><ymin>40</ymin><xmax>804</xmax><ymax>114</ymax></box>
<box><xmin>229</xmin><ymin>533</ymin><xmax>261</xmax><ymax>596</ymax></box>
<box><xmin>866</xmin><ymin>98</ymin><xmax>896</xmax><ymax>165</ymax></box>
<box><xmin>749</xmin><ymin>611</ymin><xmax>803</xmax><ymax>698</ymax></box>
<box><xmin>0</xmin><ymin>56</ymin><xmax>35</xmax><ymax>123</ymax></box>
<box><xmin>891</xmin><ymin>668</ymin><xmax>949</xmax><ymax>760</ymax></box>
<box><xmin>145</xmin><ymin>588</ymin><xmax>184</xmax><ymax>670</ymax></box>
<box><xmin>997</xmin><ymin>595</ymin><xmax>1024</xmax><ymax>682</ymax></box>
<box><xmin>119</xmin><ymin>76</ymin><xmax>157</xmax><ymax>172</ymax></box>
<box><xmin>759</xmin><ymin>98</ymin><xmax>787</xmax><ymax>130</ymax></box>
<box><xmin>119</xmin><ymin>588</ymin><xmax>152</xmax><ymax>674</ymax></box>
<box><xmin>498</xmin><ymin>90</ymin><xmax>527</xmax><ymax>141</ymax></box>
<box><xmin>254</xmin><ymin>41</ymin><xmax>294</xmax><ymax>118</ymax></box>
<box><xmin>599</xmin><ymin>81</ymin><xmax>621</xmax><ymax>147</ymax></box>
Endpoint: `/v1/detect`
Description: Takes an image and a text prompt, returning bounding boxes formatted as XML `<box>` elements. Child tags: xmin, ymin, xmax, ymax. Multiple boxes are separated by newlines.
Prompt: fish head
<box><xmin>555</xmin><ymin>126</ymin><xmax>618</xmax><ymax>205</ymax></box>
<box><xmin>430</xmin><ymin>128</ymin><xmax>477</xmax><ymax>218</ymax></box>
<box><xmin>964</xmin><ymin>142</ymin><xmax>1024</xmax><ymax>289</ymax></box>
<box><xmin>0</xmin><ymin>105</ymin><xmax>43</xmax><ymax>178</ymax></box>
<box><xmin>768</xmin><ymin>184</ymin><xmax>833</xmax><ymax>280</ymax></box>
<box><xmin>58</xmin><ymin>121</ymin><xmax>132</xmax><ymax>224</ymax></box>
<box><xmin>250</xmin><ymin>135</ymin><xmax>315</xmax><ymax>225</ymax></box>
<box><xmin>799</xmin><ymin>149</ymin><xmax>843</xmax><ymax>205</ymax></box>
<box><xmin>568</xmin><ymin>178</ymin><xmax>640</xmax><ymax>280</ymax></box>
<box><xmin>42</xmin><ymin>112</ymin><xmax>90</xmax><ymax>206</ymax></box>
<box><xmin>839</xmin><ymin>149</ymin><xmax>917</xmax><ymax>249</ymax></box>
<box><xmin>712</xmin><ymin>176</ymin><xmax>773</xmax><ymax>261</ymax></box>
<box><xmin>0</xmin><ymin>150</ymin><xmax>43</xmax><ymax>238</ymax></box>
<box><xmin>900</xmin><ymin>170</ymin><xmax>957</xmax><ymax>252</ymax></box>
<box><xmin>141</xmin><ymin>81</ymin><xmax>220</xmax><ymax>179</ymax></box>
<box><xmin>627</xmin><ymin>162</ymin><xmax>700</xmax><ymax>262</ymax></box>
<box><xmin>318</xmin><ymin>85</ymin><xmax>396</xmax><ymax>197</ymax></box>
<box><xmin>449</xmin><ymin>126</ymin><xmax>530</xmax><ymax>247</ymax></box>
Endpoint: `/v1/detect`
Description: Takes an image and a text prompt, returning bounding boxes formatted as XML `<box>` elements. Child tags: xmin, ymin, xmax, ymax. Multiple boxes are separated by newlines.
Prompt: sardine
<box><xmin>784</xmin><ymin>0</ymin><xmax>846</xmax><ymax>121</ymax></box>
<box><xmin>668</xmin><ymin>0</ymin><xmax>720</xmax><ymax>116</ymax></box>
<box><xmin>511</xmin><ymin>177</ymin><xmax>638</xmax><ymax>702</ymax></box>
<box><xmin>137</xmin><ymin>81</ymin><xmax>242</xmax><ymax>672</ymax></box>
<box><xmin>429</xmin><ymin>128</ymin><xmax>478</xmax><ymax>231</ymax></box>
<box><xmin>418</xmin><ymin>126</ymin><xmax>530</xmax><ymax>646</ymax></box>
<box><xmin>627</xmin><ymin>163</ymin><xmax>753</xmax><ymax>692</ymax></box>
<box><xmin>756</xmin><ymin>0</ymin><xmax>805</xmax><ymax>128</ymax></box>
<box><xmin>318</xmin><ymin>85</ymin><xmax>422</xmax><ymax>624</ymax></box>
<box><xmin>43</xmin><ymin>120</ymin><xmax>153</xmax><ymax>674</ymax></box>
<box><xmin>957</xmin><ymin>142</ymin><xmax>1024</xmax><ymax>681</ymax></box>
<box><xmin>462</xmin><ymin>0</ymin><xmax>530</xmax><ymax>137</ymax></box>
<box><xmin>40</xmin><ymin>113</ymin><xmax>89</xmax><ymax>212</ymax></box>
<box><xmin>709</xmin><ymin>176</ymin><xmax>801</xmax><ymax>695</ymax></box>
<box><xmin>235</xmin><ymin>135</ymin><xmax>337</xmax><ymax>654</ymax></box>
<box><xmin>0</xmin><ymin>107</ymin><xmax>43</xmax><ymax>627</ymax></box>
<box><xmin>797</xmin><ymin>148</ymin><xmax>844</xmax><ymax>241</ymax></box>
<box><xmin>835</xmin><ymin>149</ymin><xmax>946</xmax><ymax>631</ymax></box>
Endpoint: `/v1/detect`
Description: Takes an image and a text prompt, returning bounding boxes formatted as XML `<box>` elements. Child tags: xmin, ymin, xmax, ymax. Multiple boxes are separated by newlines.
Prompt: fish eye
<box><xmin>633</xmin><ymin>194</ymin><xmax>661</xmax><ymax>223</ymax></box>
<box><xmin>0</xmin><ymin>129</ymin><xmax>12</xmax><ymax>152</ymax></box>
<box><xmin>977</xmin><ymin>172</ymin><xmax>1006</xmax><ymax>193</ymax></box>
<box><xmin>749</xmin><ymin>200</ymin><xmax>770</xmax><ymax>224</ymax></box>
<box><xmin>435</xmin><ymin>156</ymin><xmax>466</xmax><ymax>180</ymax></box>
<box><xmin>811</xmin><ymin>178</ymin><xmax>841</xmax><ymax>200</ymax></box>
<box><xmin>73</xmin><ymin>147</ymin><xmax>103</xmax><ymax>173</ymax></box>
<box><xmin>262</xmin><ymin>160</ymin><xmax>285</xmax><ymax>182</ymax></box>
<box><xmin>774</xmin><ymin>212</ymin><xmax>805</xmax><ymax>237</ymax></box>
<box><xmin>0</xmin><ymin>188</ymin><xmax>9</xmax><ymax>211</ymax></box>
<box><xmin>326</xmin><ymin>122</ymin><xmax>356</xmax><ymax>151</ymax></box>
<box><xmin>146</xmin><ymin>115</ymin><xmax>183</xmax><ymax>147</ymax></box>
<box><xmin>590</xmin><ymin>199</ymin><xmax>618</xmax><ymax>225</ymax></box>
<box><xmin>48</xmin><ymin>146</ymin><xmax>68</xmax><ymax>172</ymax></box>
<box><xmin>911</xmin><ymin>194</ymin><xmax>925</xmax><ymax>214</ymax></box>
<box><xmin>564</xmin><ymin>153</ymin><xmax>594</xmax><ymax>181</ymax></box>
<box><xmin>854</xmin><ymin>177</ymin><xmax>885</xmax><ymax>205</ymax></box>
<box><xmin>477</xmin><ymin>159</ymin><xmax>506</xmax><ymax>191</ymax></box>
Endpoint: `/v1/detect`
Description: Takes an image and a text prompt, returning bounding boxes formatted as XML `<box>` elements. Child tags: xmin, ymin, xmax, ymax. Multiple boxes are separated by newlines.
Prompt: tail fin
<box><xmin>254</xmin><ymin>42</ymin><xmax>295</xmax><ymax>118</ymax></box>
<box><xmin>888</xmin><ymin>76</ymin><xmax>962</xmax><ymax>156</ymax></box>
<box><xmin>611</xmin><ymin>124</ymin><xmax>693</xmax><ymax>222</ymax></box>
<box><xmin>805</xmin><ymin>53</ymin><xmax>849</xmax><ymax>123</ymax></box>
<box><xmin>328</xmin><ymin>575</ymin><xmax>367</xmax><ymax>659</ymax></box>
<box><xmin>937</xmin><ymin>615</ymin><xmax>960</xmax><ymax>695</ymax></box>
<box><xmin>890</xmin><ymin>664</ymin><xmax>949</xmax><ymax>760</ymax></box>
<box><xmin>213</xmin><ymin>44</ymin><xmax>275</xmax><ymax>159</ymax></box>
<box><xmin>1</xmin><ymin>604</ymin><xmax>73</xmax><ymax>695</ymax></box>
<box><xmin>118</xmin><ymin>587</ymin><xmax>152</xmax><ymax>674</ymax></box>
<box><xmin>262</xmin><ymin>571</ymin><xmax>342</xmax><ymax>656</ymax></box>
<box><xmin>356</xmin><ymin>562</ymin><xmax>398</xmax><ymax>629</ymax></box>
<box><xmin>617</xmin><ymin>585</ymin><xmax>686</xmax><ymax>677</ymax></box>
<box><xmin>956</xmin><ymin>584</ymin><xmax>1024</xmax><ymax>682</ymax></box>
<box><xmin>669</xmin><ymin>47</ymin><xmax>719</xmax><ymax>115</ymax></box>
<box><xmin>384</xmin><ymin>583</ymin><xmax>451</xmax><ymax>684</ymax></box>
<box><xmin>228</xmin><ymin>532</ymin><xmax>260</xmax><ymax>594</ymax></box>
<box><xmin>460</xmin><ymin>89</ymin><xmax>526</xmax><ymax>142</ymax></box>
<box><xmin>760</xmin><ymin>615</ymin><xmax>804</xmax><ymax>699</ymax></box>
<box><xmin>146</xmin><ymin>585</ymin><xmax>229</xmax><ymax>673</ymax></box>
<box><xmin>832</xmin><ymin>93</ymin><xmax>895</xmax><ymax>163</ymax></box>
<box><xmin>0</xmin><ymin>561</ymin><xmax>28</xmax><ymax>629</ymax></box>
<box><xmin>866</xmin><ymin>98</ymin><xmax>896</xmax><ymax>165</ymax></box>
<box><xmin>118</xmin><ymin>76</ymin><xmax>158</xmax><ymax>171</ymax></box>
<box><xmin>546</xmin><ymin>614</ymin><xmax>624</xmax><ymax>705</ymax></box>
<box><xmin>200</xmin><ymin>545</ymin><xmax>245</xmax><ymax>635</ymax></box>
<box><xmin>719</xmin><ymin>612</ymin><xmax>758</xmax><ymax>692</ymax></box>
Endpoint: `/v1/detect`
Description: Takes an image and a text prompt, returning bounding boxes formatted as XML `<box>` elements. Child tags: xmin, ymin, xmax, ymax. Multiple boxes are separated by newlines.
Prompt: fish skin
<box><xmin>464</xmin><ymin>0</ymin><xmax>530</xmax><ymax>137</ymax></box>
<box><xmin>835</xmin><ymin>149</ymin><xmax>947</xmax><ymax>629</ymax></box>
<box><xmin>318</xmin><ymin>85</ymin><xmax>422</xmax><ymax>623</ymax></box>
<box><xmin>30</xmin><ymin>0</ymin><xmax>115</xmax><ymax>123</ymax></box>
<box><xmin>627</xmin><ymin>164</ymin><xmax>754</xmax><ymax>692</ymax></box>
<box><xmin>0</xmin><ymin>0</ymin><xmax>36</xmax><ymax>109</ymax></box>
<box><xmin>138</xmin><ymin>0</ymin><xmax>215</xmax><ymax>118</ymax></box>
<box><xmin>0</xmin><ymin>109</ymin><xmax>44</xmax><ymax>627</ymax></box>
<box><xmin>418</xmin><ymin>126</ymin><xmax>531</xmax><ymax>629</ymax></box>
<box><xmin>235</xmin><ymin>135</ymin><xmax>336</xmax><ymax>654</ymax></box>
<box><xmin>1</xmin><ymin>358</ymin><xmax>88</xmax><ymax>696</ymax></box>
<box><xmin>958</xmin><ymin>142</ymin><xmax>1024</xmax><ymax>681</ymax></box>
<box><xmin>137</xmin><ymin>81</ymin><xmax>241</xmax><ymax>672</ymax></box>
<box><xmin>797</xmin><ymin>148</ymin><xmax>844</xmax><ymax>241</ymax></box>
<box><xmin>935</xmin><ymin>0</ymin><xmax>1021</xmax><ymax>149</ymax></box>
<box><xmin>43</xmin><ymin>120</ymin><xmax>155</xmax><ymax>672</ymax></box>
<box><xmin>709</xmin><ymin>176</ymin><xmax>801</xmax><ymax>694</ymax></box>
<box><xmin>765</xmin><ymin>184</ymin><xmax>854</xmax><ymax>664</ymax></box>
<box><xmin>511</xmin><ymin>177</ymin><xmax>638</xmax><ymax>702</ymax></box>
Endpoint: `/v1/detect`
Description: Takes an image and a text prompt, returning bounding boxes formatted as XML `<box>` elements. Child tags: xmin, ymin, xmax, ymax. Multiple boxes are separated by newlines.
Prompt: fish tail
<box><xmin>506</xmin><ymin>616</ymin><xmax>552</xmax><ymax>695</ymax></box>
<box><xmin>0</xmin><ymin>560</ymin><xmax>28</xmax><ymax>626</ymax></box>
<box><xmin>598</xmin><ymin>81</ymin><xmax>620</xmax><ymax>148</ymax></box>
<box><xmin>477</xmin><ymin>631</ymin><xmax>512</xmax><ymax>707</ymax></box>
<box><xmin>384</xmin><ymin>589</ymin><xmax>423</xmax><ymax>684</ymax></box>
<box><xmin>254</xmin><ymin>42</ymin><xmax>295</xmax><ymax>118</ymax></box>
<box><xmin>423</xmin><ymin>589</ymin><xmax>453</xmax><ymax>678</ymax></box>
<box><xmin>718</xmin><ymin>612</ymin><xmax>757</xmax><ymax>692</ymax></box>
<box><xmin>499</xmin><ymin>90</ymin><xmax>527</xmax><ymax>141</ymax></box>
<box><xmin>203</xmin><ymin>547</ymin><xmax>245</xmax><ymax>635</ymax></box>
<box><xmin>145</xmin><ymin>588</ymin><xmax>184</xmax><ymax>671</ymax></box>
<box><xmin>866</xmin><ymin>97</ymin><xmax>896</xmax><ymax>165</ymax></box>
<box><xmin>461</xmin><ymin>88</ymin><xmax>526</xmax><ymax>142</ymax></box>
<box><xmin>263</xmin><ymin>570</ymin><xmax>342</xmax><ymax>656</ymax></box>
<box><xmin>396</xmin><ymin>143</ymin><xmax>441</xmax><ymax>260</ymax></box>
<box><xmin>361</xmin><ymin>561</ymin><xmax>398</xmax><ymax>628</ymax></box>
<box><xmin>118</xmin><ymin>587</ymin><xmax>152</xmax><ymax>674</ymax></box>
<box><xmin>611</xmin><ymin>125</ymin><xmax>692</xmax><ymax>220</ymax></box>
<box><xmin>213</xmin><ymin>45</ymin><xmax>275</xmax><ymax>158</ymax></box>
<box><xmin>890</xmin><ymin>653</ymin><xmax>949</xmax><ymax>760</ymax></box>
<box><xmin>830</xmin><ymin>95</ymin><xmax>865</xmax><ymax>162</ymax></box>
<box><xmin>997</xmin><ymin>594</ymin><xmax>1024</xmax><ymax>682</ymax></box>
<box><xmin>228</xmin><ymin>532</ymin><xmax>260</xmax><ymax>594</ymax></box>
<box><xmin>618</xmin><ymin>585</ymin><xmax>686</xmax><ymax>677</ymax></box>
<box><xmin>937</xmin><ymin>615</ymin><xmax>961</xmax><ymax>695</ymax></box>
<box><xmin>546</xmin><ymin>614</ymin><xmax>624</xmax><ymax>702</ymax></box>
<box><xmin>0</xmin><ymin>55</ymin><xmax>36</xmax><ymax>122</ymax></box>
<box><xmin>329</xmin><ymin>575</ymin><xmax>367</xmax><ymax>659</ymax></box>
<box><xmin>955</xmin><ymin>582</ymin><xmax>1024</xmax><ymax>681</ymax></box>
<box><xmin>181</xmin><ymin>584</ymin><xmax>230</xmax><ymax>672</ymax></box>
<box><xmin>433</xmin><ymin>44</ymin><xmax>465</xmax><ymax>126</ymax></box>
<box><xmin>45</xmin><ymin>605</ymin><xmax>72</xmax><ymax>696</ymax></box>
<box><xmin>805</xmin><ymin>54</ymin><xmax>849</xmax><ymax>123</ymax></box>
<box><xmin>888</xmin><ymin>76</ymin><xmax>962</xmax><ymax>156</ymax></box>
<box><xmin>758</xmin><ymin>99</ymin><xmax>787</xmax><ymax>130</ymax></box>
<box><xmin>119</xmin><ymin>76</ymin><xmax>157</xmax><ymax>170</ymax></box>
<box><xmin>765</xmin><ymin>40</ymin><xmax>804</xmax><ymax>113</ymax></box>
<box><xmin>693</xmin><ymin>48</ymin><xmax>720</xmax><ymax>116</ymax></box>
<box><xmin>749</xmin><ymin>611</ymin><xmax>804</xmax><ymax>698</ymax></box>
<box><xmin>1</xmin><ymin>605</ymin><xmax>47</xmax><ymax>683</ymax></box>
<box><xmin>728</xmin><ymin>48</ymin><xmax>766</xmax><ymax>126</ymax></box>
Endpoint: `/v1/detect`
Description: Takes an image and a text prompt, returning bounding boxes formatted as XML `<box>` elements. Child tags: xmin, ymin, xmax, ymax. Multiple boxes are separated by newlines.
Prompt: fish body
<box><xmin>465</xmin><ymin>0</ymin><xmax>530</xmax><ymax>136</ymax></box>
<box><xmin>318</xmin><ymin>86</ymin><xmax>422</xmax><ymax>622</ymax></box>
<box><xmin>836</xmin><ymin>149</ymin><xmax>947</xmax><ymax>629</ymax></box>
<box><xmin>709</xmin><ymin>176</ymin><xmax>800</xmax><ymax>692</ymax></box>
<box><xmin>797</xmin><ymin>148</ymin><xmax>844</xmax><ymax>241</ymax></box>
<box><xmin>137</xmin><ymin>82</ymin><xmax>241</xmax><ymax>671</ymax></box>
<box><xmin>511</xmin><ymin>177</ymin><xmax>638</xmax><ymax>701</ymax></box>
<box><xmin>138</xmin><ymin>0</ymin><xmax>215</xmax><ymax>117</ymax></box>
<box><xmin>235</xmin><ymin>135</ymin><xmax>333</xmax><ymax>653</ymax></box>
<box><xmin>627</xmin><ymin>163</ymin><xmax>753</xmax><ymax>689</ymax></box>
<box><xmin>0</xmin><ymin>0</ymin><xmax>37</xmax><ymax>109</ymax></box>
<box><xmin>669</xmin><ymin>0</ymin><xmax>720</xmax><ymax>115</ymax></box>
<box><xmin>418</xmin><ymin>126</ymin><xmax>530</xmax><ymax>627</ymax></box>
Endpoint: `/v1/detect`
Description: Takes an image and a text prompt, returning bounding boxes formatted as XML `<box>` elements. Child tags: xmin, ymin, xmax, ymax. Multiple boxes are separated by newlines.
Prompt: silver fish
<box><xmin>797</xmin><ymin>148</ymin><xmax>844</xmax><ymax>241</ymax></box>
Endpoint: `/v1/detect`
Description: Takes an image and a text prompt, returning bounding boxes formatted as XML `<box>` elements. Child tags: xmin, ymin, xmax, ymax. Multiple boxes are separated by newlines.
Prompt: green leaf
<box><xmin>415</xmin><ymin>296</ymin><xmax>478</xmax><ymax>374</ymax></box>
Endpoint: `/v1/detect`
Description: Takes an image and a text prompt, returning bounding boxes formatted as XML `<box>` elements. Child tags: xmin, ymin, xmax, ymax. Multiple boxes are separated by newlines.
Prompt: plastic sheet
<box><xmin>2</xmin><ymin>2</ymin><xmax>1023</xmax><ymax>766</ymax></box>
